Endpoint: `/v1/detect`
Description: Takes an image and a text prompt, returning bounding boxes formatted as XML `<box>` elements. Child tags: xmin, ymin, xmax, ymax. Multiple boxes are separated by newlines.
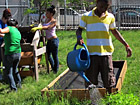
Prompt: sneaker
<box><xmin>7</xmin><ymin>89</ymin><xmax>17</xmax><ymax>93</ymax></box>
<box><xmin>53</xmin><ymin>70</ymin><xmax>57</xmax><ymax>74</ymax></box>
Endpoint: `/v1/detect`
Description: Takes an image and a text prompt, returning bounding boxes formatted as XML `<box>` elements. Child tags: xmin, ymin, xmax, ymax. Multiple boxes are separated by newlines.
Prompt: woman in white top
<box><xmin>31</xmin><ymin>5</ymin><xmax>59</xmax><ymax>73</ymax></box>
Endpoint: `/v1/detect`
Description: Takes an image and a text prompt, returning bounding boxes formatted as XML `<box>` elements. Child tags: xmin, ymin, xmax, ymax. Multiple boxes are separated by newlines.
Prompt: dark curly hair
<box><xmin>2</xmin><ymin>8</ymin><xmax>12</xmax><ymax>19</ymax></box>
<box><xmin>47</xmin><ymin>5</ymin><xmax>56</xmax><ymax>16</ymax></box>
<box><xmin>7</xmin><ymin>18</ymin><xmax>18</xmax><ymax>26</ymax></box>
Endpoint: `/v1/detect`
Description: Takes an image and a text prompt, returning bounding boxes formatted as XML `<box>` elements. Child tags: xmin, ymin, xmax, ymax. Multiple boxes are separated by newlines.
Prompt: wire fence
<box><xmin>0</xmin><ymin>0</ymin><xmax>29</xmax><ymax>26</ymax></box>
<box><xmin>58</xmin><ymin>5</ymin><xmax>140</xmax><ymax>30</ymax></box>
<box><xmin>59</xmin><ymin>5</ymin><xmax>140</xmax><ymax>30</ymax></box>
<box><xmin>111</xmin><ymin>4</ymin><xmax>140</xmax><ymax>30</ymax></box>
<box><xmin>1</xmin><ymin>2</ymin><xmax>140</xmax><ymax>30</ymax></box>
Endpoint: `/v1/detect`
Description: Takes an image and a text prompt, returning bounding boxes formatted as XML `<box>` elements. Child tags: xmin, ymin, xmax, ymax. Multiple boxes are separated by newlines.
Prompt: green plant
<box><xmin>0</xmin><ymin>30</ymin><xmax>140</xmax><ymax>105</ymax></box>
<box><xmin>100</xmin><ymin>92</ymin><xmax>139</xmax><ymax>105</ymax></box>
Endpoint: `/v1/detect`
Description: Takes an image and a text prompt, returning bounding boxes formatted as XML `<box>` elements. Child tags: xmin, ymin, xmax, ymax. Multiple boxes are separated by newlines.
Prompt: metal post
<box><xmin>27</xmin><ymin>0</ymin><xmax>30</xmax><ymax>25</ymax></box>
<box><xmin>64</xmin><ymin>0</ymin><xmax>66</xmax><ymax>30</ymax></box>
<box><xmin>20</xmin><ymin>0</ymin><xmax>23</xmax><ymax>26</ymax></box>
<box><xmin>117</xmin><ymin>0</ymin><xmax>120</xmax><ymax>30</ymax></box>
<box><xmin>5</xmin><ymin>0</ymin><xmax>8</xmax><ymax>8</ymax></box>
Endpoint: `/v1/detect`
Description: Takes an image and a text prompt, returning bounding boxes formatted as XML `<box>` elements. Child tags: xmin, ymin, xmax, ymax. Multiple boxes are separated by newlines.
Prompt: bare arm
<box><xmin>0</xmin><ymin>33</ymin><xmax>5</xmax><ymax>37</ymax></box>
<box><xmin>0</xmin><ymin>27</ymin><xmax>9</xmax><ymax>37</ymax></box>
<box><xmin>42</xmin><ymin>20</ymin><xmax>56</xmax><ymax>30</ymax></box>
<box><xmin>111</xmin><ymin>29</ymin><xmax>132</xmax><ymax>57</ymax></box>
<box><xmin>111</xmin><ymin>29</ymin><xmax>128</xmax><ymax>46</ymax></box>
<box><xmin>0</xmin><ymin>27</ymin><xmax>9</xmax><ymax>34</ymax></box>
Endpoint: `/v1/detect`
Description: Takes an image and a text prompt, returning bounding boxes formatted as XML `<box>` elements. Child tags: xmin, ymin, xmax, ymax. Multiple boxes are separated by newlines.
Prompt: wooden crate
<box><xmin>19</xmin><ymin>52</ymin><xmax>42</xmax><ymax>66</ymax></box>
<box><xmin>41</xmin><ymin>60</ymin><xmax>127</xmax><ymax>100</ymax></box>
<box><xmin>18</xmin><ymin>51</ymin><xmax>42</xmax><ymax>77</ymax></box>
<box><xmin>1</xmin><ymin>27</ymin><xmax>48</xmax><ymax>80</ymax></box>
<box><xmin>17</xmin><ymin>27</ymin><xmax>47</xmax><ymax>80</ymax></box>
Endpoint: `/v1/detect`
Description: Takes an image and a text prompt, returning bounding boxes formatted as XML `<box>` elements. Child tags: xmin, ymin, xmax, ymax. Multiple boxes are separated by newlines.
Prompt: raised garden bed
<box><xmin>41</xmin><ymin>60</ymin><xmax>127</xmax><ymax>100</ymax></box>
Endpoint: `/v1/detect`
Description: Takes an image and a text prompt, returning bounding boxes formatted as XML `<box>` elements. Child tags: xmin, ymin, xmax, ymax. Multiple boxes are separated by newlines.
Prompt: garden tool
<box><xmin>67</xmin><ymin>43</ymin><xmax>102</xmax><ymax>104</ymax></box>
<box><xmin>67</xmin><ymin>43</ymin><xmax>91</xmax><ymax>83</ymax></box>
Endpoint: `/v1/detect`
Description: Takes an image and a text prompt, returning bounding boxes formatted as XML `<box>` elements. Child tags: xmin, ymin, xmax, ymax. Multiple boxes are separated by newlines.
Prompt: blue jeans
<box><xmin>3</xmin><ymin>53</ymin><xmax>21</xmax><ymax>90</ymax></box>
<box><xmin>46</xmin><ymin>38</ymin><xmax>59</xmax><ymax>72</ymax></box>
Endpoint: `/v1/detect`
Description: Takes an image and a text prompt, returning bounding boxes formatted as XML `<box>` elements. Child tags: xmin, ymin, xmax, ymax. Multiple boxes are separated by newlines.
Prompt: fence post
<box><xmin>117</xmin><ymin>0</ymin><xmax>120</xmax><ymax>30</ymax></box>
<box><xmin>5</xmin><ymin>0</ymin><xmax>8</xmax><ymax>8</ymax></box>
<box><xmin>64</xmin><ymin>0</ymin><xmax>66</xmax><ymax>30</ymax></box>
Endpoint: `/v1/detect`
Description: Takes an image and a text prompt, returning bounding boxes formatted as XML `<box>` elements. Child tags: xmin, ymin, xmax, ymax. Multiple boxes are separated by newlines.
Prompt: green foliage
<box><xmin>0</xmin><ymin>30</ymin><xmax>140</xmax><ymax>105</ymax></box>
<box><xmin>100</xmin><ymin>92</ymin><xmax>139</xmax><ymax>105</ymax></box>
<box><xmin>24</xmin><ymin>8</ymin><xmax>38</xmax><ymax>15</ymax></box>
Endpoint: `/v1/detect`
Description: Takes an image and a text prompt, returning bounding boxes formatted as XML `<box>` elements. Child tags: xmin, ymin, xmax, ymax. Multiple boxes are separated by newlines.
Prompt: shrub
<box><xmin>100</xmin><ymin>92</ymin><xmax>139</xmax><ymax>105</ymax></box>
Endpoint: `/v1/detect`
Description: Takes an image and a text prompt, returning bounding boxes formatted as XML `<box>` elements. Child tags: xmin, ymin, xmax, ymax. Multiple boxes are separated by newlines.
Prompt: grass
<box><xmin>0</xmin><ymin>30</ymin><xmax>140</xmax><ymax>105</ymax></box>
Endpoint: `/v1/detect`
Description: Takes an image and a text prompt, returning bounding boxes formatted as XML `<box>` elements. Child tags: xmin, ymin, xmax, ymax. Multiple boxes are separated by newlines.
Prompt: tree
<box><xmin>24</xmin><ymin>0</ymin><xmax>53</xmax><ymax>23</ymax></box>
<box><xmin>25</xmin><ymin>0</ymin><xmax>96</xmax><ymax>24</ymax></box>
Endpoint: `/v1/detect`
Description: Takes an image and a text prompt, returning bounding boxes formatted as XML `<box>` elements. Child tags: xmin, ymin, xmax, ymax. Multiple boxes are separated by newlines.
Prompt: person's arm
<box><xmin>0</xmin><ymin>33</ymin><xmax>5</xmax><ymax>37</ymax></box>
<box><xmin>76</xmin><ymin>27</ymin><xmax>84</xmax><ymax>45</ymax></box>
<box><xmin>111</xmin><ymin>29</ymin><xmax>132</xmax><ymax>57</ymax></box>
<box><xmin>42</xmin><ymin>20</ymin><xmax>56</xmax><ymax>30</ymax></box>
<box><xmin>31</xmin><ymin>20</ymin><xmax>56</xmax><ymax>32</ymax></box>
<box><xmin>0</xmin><ymin>27</ymin><xmax>9</xmax><ymax>37</ymax></box>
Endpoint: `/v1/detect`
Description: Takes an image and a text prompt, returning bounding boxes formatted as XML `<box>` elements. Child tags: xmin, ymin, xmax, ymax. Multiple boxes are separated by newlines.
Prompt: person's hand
<box><xmin>126</xmin><ymin>46</ymin><xmax>132</xmax><ymax>57</ymax></box>
<box><xmin>77</xmin><ymin>35</ymin><xmax>84</xmax><ymax>45</ymax></box>
<box><xmin>31</xmin><ymin>26</ymin><xmax>42</xmax><ymax>32</ymax></box>
<box><xmin>30</xmin><ymin>24</ymin><xmax>35</xmax><ymax>27</ymax></box>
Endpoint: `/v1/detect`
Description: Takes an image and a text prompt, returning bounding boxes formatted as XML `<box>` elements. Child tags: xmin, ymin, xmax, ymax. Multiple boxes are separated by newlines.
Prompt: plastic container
<box><xmin>67</xmin><ymin>44</ymin><xmax>90</xmax><ymax>82</ymax></box>
<box><xmin>67</xmin><ymin>43</ymin><xmax>90</xmax><ymax>72</ymax></box>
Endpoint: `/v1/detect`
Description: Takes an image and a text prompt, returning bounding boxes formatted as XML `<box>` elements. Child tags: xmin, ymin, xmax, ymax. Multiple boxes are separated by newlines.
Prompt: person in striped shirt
<box><xmin>76</xmin><ymin>0</ymin><xmax>132</xmax><ymax>94</ymax></box>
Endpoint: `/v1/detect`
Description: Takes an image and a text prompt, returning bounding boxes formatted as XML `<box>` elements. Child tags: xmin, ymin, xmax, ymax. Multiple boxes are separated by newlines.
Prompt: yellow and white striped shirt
<box><xmin>79</xmin><ymin>7</ymin><xmax>116</xmax><ymax>56</ymax></box>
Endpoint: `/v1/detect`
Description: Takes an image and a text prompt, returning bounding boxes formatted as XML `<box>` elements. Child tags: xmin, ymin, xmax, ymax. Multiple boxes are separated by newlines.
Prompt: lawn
<box><xmin>0</xmin><ymin>30</ymin><xmax>140</xmax><ymax>105</ymax></box>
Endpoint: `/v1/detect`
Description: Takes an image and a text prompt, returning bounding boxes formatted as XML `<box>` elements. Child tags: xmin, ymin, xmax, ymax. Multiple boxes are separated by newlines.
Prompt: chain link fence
<box><xmin>1</xmin><ymin>1</ymin><xmax>140</xmax><ymax>30</ymax></box>
<box><xmin>58</xmin><ymin>5</ymin><xmax>140</xmax><ymax>30</ymax></box>
<box><xmin>111</xmin><ymin>4</ymin><xmax>140</xmax><ymax>30</ymax></box>
<box><xmin>0</xmin><ymin>0</ymin><xmax>29</xmax><ymax>26</ymax></box>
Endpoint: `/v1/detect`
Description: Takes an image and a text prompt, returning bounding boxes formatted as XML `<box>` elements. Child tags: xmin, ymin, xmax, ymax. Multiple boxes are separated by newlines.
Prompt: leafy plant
<box><xmin>0</xmin><ymin>30</ymin><xmax>140</xmax><ymax>105</ymax></box>
<box><xmin>100</xmin><ymin>92</ymin><xmax>140</xmax><ymax>105</ymax></box>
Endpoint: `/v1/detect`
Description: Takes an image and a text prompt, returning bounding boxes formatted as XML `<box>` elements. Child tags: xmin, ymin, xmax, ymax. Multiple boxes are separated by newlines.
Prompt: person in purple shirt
<box><xmin>31</xmin><ymin>5</ymin><xmax>59</xmax><ymax>74</ymax></box>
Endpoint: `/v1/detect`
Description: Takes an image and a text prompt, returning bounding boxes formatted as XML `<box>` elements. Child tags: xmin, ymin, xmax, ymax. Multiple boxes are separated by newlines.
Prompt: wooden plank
<box><xmin>44</xmin><ymin>89</ymin><xmax>90</xmax><ymax>100</ymax></box>
<box><xmin>98</xmin><ymin>88</ymin><xmax>118</xmax><ymax>97</ymax></box>
<box><xmin>33</xmin><ymin>45</ymin><xmax>39</xmax><ymax>81</ymax></box>
<box><xmin>116</xmin><ymin>78</ymin><xmax>122</xmax><ymax>91</ymax></box>
<box><xmin>116</xmin><ymin>60</ymin><xmax>127</xmax><ymax>91</ymax></box>
<box><xmin>41</xmin><ymin>87</ymin><xmax>118</xmax><ymax>100</ymax></box>
<box><xmin>19</xmin><ymin>70</ymin><xmax>34</xmax><ymax>77</ymax></box>
<box><xmin>31</xmin><ymin>30</ymin><xmax>40</xmax><ymax>46</ymax></box>
<box><xmin>19</xmin><ymin>52</ymin><xmax>42</xmax><ymax>66</ymax></box>
<box><xmin>47</xmin><ymin>68</ymin><xmax>69</xmax><ymax>89</ymax></box>
<box><xmin>35</xmin><ymin>46</ymin><xmax>46</xmax><ymax>56</ymax></box>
